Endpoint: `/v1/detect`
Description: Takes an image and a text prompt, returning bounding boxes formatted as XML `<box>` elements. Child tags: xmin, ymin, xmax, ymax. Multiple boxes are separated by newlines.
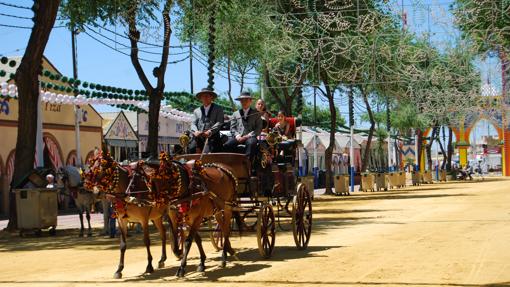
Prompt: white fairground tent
<box><xmin>301</xmin><ymin>127</ymin><xmax>362</xmax><ymax>174</ymax></box>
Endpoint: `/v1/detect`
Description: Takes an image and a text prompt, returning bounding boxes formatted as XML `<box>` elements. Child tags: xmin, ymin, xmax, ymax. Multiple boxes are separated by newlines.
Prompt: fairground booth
<box><xmin>0</xmin><ymin>56</ymin><xmax>103</xmax><ymax>216</ymax></box>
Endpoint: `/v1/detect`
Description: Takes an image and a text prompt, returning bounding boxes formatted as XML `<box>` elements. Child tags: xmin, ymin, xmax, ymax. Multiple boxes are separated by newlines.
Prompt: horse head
<box><xmin>147</xmin><ymin>151</ymin><xmax>184</xmax><ymax>199</ymax></box>
<box><xmin>55</xmin><ymin>167</ymin><xmax>67</xmax><ymax>187</ymax></box>
<box><xmin>83</xmin><ymin>152</ymin><xmax>120</xmax><ymax>195</ymax></box>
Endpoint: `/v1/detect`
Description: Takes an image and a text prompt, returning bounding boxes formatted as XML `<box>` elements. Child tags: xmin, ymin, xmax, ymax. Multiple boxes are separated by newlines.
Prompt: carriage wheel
<box><xmin>208</xmin><ymin>218</ymin><xmax>224</xmax><ymax>252</ymax></box>
<box><xmin>292</xmin><ymin>183</ymin><xmax>312</xmax><ymax>250</ymax></box>
<box><xmin>257</xmin><ymin>203</ymin><xmax>276</xmax><ymax>259</ymax></box>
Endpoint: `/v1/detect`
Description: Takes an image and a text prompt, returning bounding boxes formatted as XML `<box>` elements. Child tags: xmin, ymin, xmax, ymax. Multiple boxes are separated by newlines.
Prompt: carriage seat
<box><xmin>267</xmin><ymin>117</ymin><xmax>301</xmax><ymax>164</ymax></box>
<box><xmin>267</xmin><ymin>116</ymin><xmax>301</xmax><ymax>139</ymax></box>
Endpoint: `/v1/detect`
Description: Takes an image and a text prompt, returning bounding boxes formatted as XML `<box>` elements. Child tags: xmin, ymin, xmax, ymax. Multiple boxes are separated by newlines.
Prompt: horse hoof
<box><xmin>145</xmin><ymin>266</ymin><xmax>154</xmax><ymax>274</ymax></box>
<box><xmin>78</xmin><ymin>233</ymin><xmax>84</xmax><ymax>238</ymax></box>
<box><xmin>113</xmin><ymin>272</ymin><xmax>122</xmax><ymax>279</ymax></box>
<box><xmin>197</xmin><ymin>264</ymin><xmax>206</xmax><ymax>273</ymax></box>
<box><xmin>158</xmin><ymin>261</ymin><xmax>165</xmax><ymax>268</ymax></box>
<box><xmin>176</xmin><ymin>267</ymin><xmax>186</xmax><ymax>277</ymax></box>
<box><xmin>220</xmin><ymin>261</ymin><xmax>226</xmax><ymax>268</ymax></box>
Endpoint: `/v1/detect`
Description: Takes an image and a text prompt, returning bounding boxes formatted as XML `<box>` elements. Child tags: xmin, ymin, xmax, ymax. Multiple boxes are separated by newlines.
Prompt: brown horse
<box><xmin>83</xmin><ymin>153</ymin><xmax>168</xmax><ymax>279</ymax></box>
<box><xmin>150</xmin><ymin>152</ymin><xmax>240</xmax><ymax>277</ymax></box>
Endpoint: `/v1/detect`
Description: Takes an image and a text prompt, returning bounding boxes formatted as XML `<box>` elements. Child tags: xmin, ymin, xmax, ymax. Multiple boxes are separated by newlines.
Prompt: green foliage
<box><xmin>60</xmin><ymin>0</ymin><xmax>163</xmax><ymax>29</ymax></box>
<box><xmin>163</xmin><ymin>91</ymin><xmax>235</xmax><ymax>114</ymax></box>
<box><xmin>390</xmin><ymin>103</ymin><xmax>430</xmax><ymax>136</ymax></box>
<box><xmin>301</xmin><ymin>103</ymin><xmax>345</xmax><ymax>130</ymax></box>
<box><xmin>452</xmin><ymin>0</ymin><xmax>510</xmax><ymax>53</ymax></box>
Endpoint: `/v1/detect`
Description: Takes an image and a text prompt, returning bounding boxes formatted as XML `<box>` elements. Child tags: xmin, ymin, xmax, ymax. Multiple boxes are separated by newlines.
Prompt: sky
<box><xmin>0</xmin><ymin>0</ymin><xmax>257</xmax><ymax>113</ymax></box>
<box><xmin>0</xmin><ymin>0</ymin><xmax>503</xmax><ymax>142</ymax></box>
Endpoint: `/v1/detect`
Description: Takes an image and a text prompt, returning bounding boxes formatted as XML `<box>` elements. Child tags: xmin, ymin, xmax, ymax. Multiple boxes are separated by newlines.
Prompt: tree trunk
<box><xmin>206</xmin><ymin>6</ymin><xmax>216</xmax><ymax>90</ymax></box>
<box><xmin>226</xmin><ymin>53</ymin><xmax>235</xmax><ymax>110</ymax></box>
<box><xmin>361</xmin><ymin>88</ymin><xmax>375</xmax><ymax>173</ymax></box>
<box><xmin>239</xmin><ymin>70</ymin><xmax>245</xmax><ymax>96</ymax></box>
<box><xmin>279</xmin><ymin>88</ymin><xmax>293</xmax><ymax>116</ymax></box>
<box><xmin>147</xmin><ymin>90</ymin><xmax>161</xmax><ymax>157</ymax></box>
<box><xmin>426</xmin><ymin>127</ymin><xmax>437</xmax><ymax>171</ymax></box>
<box><xmin>446</xmin><ymin>127</ymin><xmax>454</xmax><ymax>171</ymax></box>
<box><xmin>438</xmin><ymin>126</ymin><xmax>447</xmax><ymax>170</ymax></box>
<box><xmin>416</xmin><ymin>129</ymin><xmax>423</xmax><ymax>170</ymax></box>
<box><xmin>285</xmin><ymin>96</ymin><xmax>294</xmax><ymax>116</ymax></box>
<box><xmin>7</xmin><ymin>0</ymin><xmax>60</xmax><ymax>231</ymax></box>
<box><xmin>128</xmin><ymin>2</ymin><xmax>171</xmax><ymax>158</ymax></box>
<box><xmin>321</xmin><ymin>75</ymin><xmax>336</xmax><ymax>195</ymax></box>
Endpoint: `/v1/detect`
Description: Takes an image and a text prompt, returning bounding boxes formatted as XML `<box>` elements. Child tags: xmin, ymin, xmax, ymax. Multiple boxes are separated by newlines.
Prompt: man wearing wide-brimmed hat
<box><xmin>224</xmin><ymin>91</ymin><xmax>262</xmax><ymax>159</ymax></box>
<box><xmin>189</xmin><ymin>87</ymin><xmax>224</xmax><ymax>153</ymax></box>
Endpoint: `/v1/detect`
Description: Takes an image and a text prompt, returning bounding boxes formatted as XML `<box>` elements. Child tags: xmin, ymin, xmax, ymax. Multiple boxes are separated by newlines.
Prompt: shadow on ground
<box><xmin>124</xmin><ymin>245</ymin><xmax>336</xmax><ymax>282</ymax></box>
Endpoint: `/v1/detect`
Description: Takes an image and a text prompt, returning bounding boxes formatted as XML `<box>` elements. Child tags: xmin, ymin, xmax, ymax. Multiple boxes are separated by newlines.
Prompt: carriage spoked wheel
<box><xmin>292</xmin><ymin>183</ymin><xmax>312</xmax><ymax>250</ymax></box>
<box><xmin>256</xmin><ymin>203</ymin><xmax>276</xmax><ymax>259</ymax></box>
<box><xmin>208</xmin><ymin>218</ymin><xmax>224</xmax><ymax>252</ymax></box>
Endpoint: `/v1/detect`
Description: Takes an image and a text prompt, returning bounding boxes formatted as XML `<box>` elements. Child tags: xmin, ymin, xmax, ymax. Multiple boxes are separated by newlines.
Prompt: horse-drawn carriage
<box><xmin>175</xmin><ymin>116</ymin><xmax>312</xmax><ymax>258</ymax></box>
<box><xmin>83</xmin><ymin>116</ymin><xmax>312</xmax><ymax>278</ymax></box>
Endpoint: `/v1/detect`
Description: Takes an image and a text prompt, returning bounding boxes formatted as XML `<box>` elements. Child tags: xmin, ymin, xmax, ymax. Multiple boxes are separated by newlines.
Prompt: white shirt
<box><xmin>242</xmin><ymin>108</ymin><xmax>250</xmax><ymax>119</ymax></box>
<box><xmin>203</xmin><ymin>104</ymin><xmax>212</xmax><ymax>116</ymax></box>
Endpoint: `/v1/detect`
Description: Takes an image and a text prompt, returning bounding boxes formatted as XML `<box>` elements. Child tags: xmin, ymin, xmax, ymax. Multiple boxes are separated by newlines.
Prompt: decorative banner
<box><xmin>138</xmin><ymin>112</ymin><xmax>190</xmax><ymax>137</ymax></box>
<box><xmin>105</xmin><ymin>111</ymin><xmax>138</xmax><ymax>141</ymax></box>
<box><xmin>0</xmin><ymin>82</ymin><xmax>193</xmax><ymax>123</ymax></box>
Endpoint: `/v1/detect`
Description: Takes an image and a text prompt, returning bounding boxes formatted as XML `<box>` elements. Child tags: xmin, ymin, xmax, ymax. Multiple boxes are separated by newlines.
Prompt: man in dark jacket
<box><xmin>224</xmin><ymin>91</ymin><xmax>262</xmax><ymax>159</ymax></box>
<box><xmin>188</xmin><ymin>87</ymin><xmax>224</xmax><ymax>153</ymax></box>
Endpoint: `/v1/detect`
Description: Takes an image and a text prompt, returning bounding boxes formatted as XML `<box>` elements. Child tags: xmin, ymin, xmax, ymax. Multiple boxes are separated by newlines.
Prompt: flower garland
<box><xmin>192</xmin><ymin>159</ymin><xmax>207</xmax><ymax>176</ymax></box>
<box><xmin>149</xmin><ymin>151</ymin><xmax>182</xmax><ymax>199</ymax></box>
<box><xmin>83</xmin><ymin>152</ymin><xmax>119</xmax><ymax>194</ymax></box>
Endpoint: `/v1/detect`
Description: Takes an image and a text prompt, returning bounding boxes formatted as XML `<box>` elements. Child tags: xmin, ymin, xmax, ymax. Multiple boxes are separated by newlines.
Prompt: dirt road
<box><xmin>1</xmin><ymin>178</ymin><xmax>509</xmax><ymax>287</ymax></box>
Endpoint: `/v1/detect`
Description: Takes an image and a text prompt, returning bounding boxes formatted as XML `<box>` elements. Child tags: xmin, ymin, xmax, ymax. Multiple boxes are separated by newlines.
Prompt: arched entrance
<box><xmin>467</xmin><ymin>119</ymin><xmax>503</xmax><ymax>172</ymax></box>
<box><xmin>43</xmin><ymin>133</ymin><xmax>63</xmax><ymax>171</ymax></box>
<box><xmin>0</xmin><ymin>154</ymin><xmax>4</xmax><ymax>214</ymax></box>
<box><xmin>451</xmin><ymin>95</ymin><xmax>510</xmax><ymax>174</ymax></box>
<box><xmin>5</xmin><ymin>149</ymin><xmax>15</xmax><ymax>186</ymax></box>
<box><xmin>66</xmin><ymin>150</ymin><xmax>82</xmax><ymax>167</ymax></box>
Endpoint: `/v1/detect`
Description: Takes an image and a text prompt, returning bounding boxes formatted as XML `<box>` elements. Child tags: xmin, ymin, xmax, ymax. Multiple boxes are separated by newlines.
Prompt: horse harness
<box><xmin>168</xmin><ymin>161</ymin><xmax>238</xmax><ymax>216</ymax></box>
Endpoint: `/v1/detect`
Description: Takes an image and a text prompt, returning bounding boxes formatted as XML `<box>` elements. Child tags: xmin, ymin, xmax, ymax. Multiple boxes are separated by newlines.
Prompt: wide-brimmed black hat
<box><xmin>195</xmin><ymin>87</ymin><xmax>218</xmax><ymax>100</ymax></box>
<box><xmin>235</xmin><ymin>91</ymin><xmax>254</xmax><ymax>101</ymax></box>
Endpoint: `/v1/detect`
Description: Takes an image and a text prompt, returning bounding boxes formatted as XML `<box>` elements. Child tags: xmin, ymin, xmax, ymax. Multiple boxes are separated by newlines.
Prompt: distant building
<box><xmin>0</xmin><ymin>56</ymin><xmax>103</xmax><ymax>216</ymax></box>
<box><xmin>100</xmin><ymin>111</ymin><xmax>191</xmax><ymax>161</ymax></box>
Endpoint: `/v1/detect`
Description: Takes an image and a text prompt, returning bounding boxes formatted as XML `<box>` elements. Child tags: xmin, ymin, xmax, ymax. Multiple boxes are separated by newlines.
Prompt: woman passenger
<box><xmin>256</xmin><ymin>99</ymin><xmax>271</xmax><ymax>135</ymax></box>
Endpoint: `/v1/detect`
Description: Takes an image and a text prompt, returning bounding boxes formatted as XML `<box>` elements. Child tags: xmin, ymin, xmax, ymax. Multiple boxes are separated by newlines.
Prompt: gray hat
<box><xmin>195</xmin><ymin>87</ymin><xmax>218</xmax><ymax>100</ymax></box>
<box><xmin>235</xmin><ymin>91</ymin><xmax>254</xmax><ymax>101</ymax></box>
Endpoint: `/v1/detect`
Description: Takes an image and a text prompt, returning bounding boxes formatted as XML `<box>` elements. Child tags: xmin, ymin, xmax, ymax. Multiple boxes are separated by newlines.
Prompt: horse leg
<box><xmin>114</xmin><ymin>218</ymin><xmax>128</xmax><ymax>279</ymax></box>
<box><xmin>218</xmin><ymin>209</ymin><xmax>236</xmax><ymax>267</ymax></box>
<box><xmin>142</xmin><ymin>221</ymin><xmax>154</xmax><ymax>274</ymax></box>
<box><xmin>176</xmin><ymin>217</ymin><xmax>202</xmax><ymax>277</ymax></box>
<box><xmin>78</xmin><ymin>208</ymin><xmax>84</xmax><ymax>237</ymax></box>
<box><xmin>86</xmin><ymin>205</ymin><xmax>92</xmax><ymax>237</ymax></box>
<box><xmin>194</xmin><ymin>232</ymin><xmax>207</xmax><ymax>272</ymax></box>
<box><xmin>101</xmin><ymin>199</ymin><xmax>110</xmax><ymax>236</ymax></box>
<box><xmin>152</xmin><ymin>218</ymin><xmax>167</xmax><ymax>268</ymax></box>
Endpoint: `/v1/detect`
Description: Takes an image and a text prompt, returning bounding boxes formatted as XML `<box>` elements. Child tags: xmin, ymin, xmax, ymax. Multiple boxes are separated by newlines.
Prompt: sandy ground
<box><xmin>1</xmin><ymin>178</ymin><xmax>510</xmax><ymax>287</ymax></box>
